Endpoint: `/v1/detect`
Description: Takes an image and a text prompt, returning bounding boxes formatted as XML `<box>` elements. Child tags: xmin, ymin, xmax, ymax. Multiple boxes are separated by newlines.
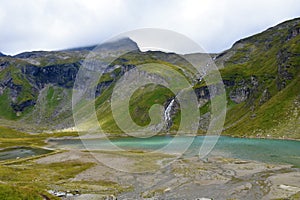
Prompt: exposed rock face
<box><xmin>195</xmin><ymin>87</ymin><xmax>210</xmax><ymax>100</ymax></box>
<box><xmin>1</xmin><ymin>60</ymin><xmax>137</xmax><ymax>117</ymax></box>
<box><xmin>95</xmin><ymin>64</ymin><xmax>136</xmax><ymax>97</ymax></box>
<box><xmin>226</xmin><ymin>75</ymin><xmax>261</xmax><ymax>104</ymax></box>
<box><xmin>0</xmin><ymin>60</ymin><xmax>10</xmax><ymax>71</ymax></box>
<box><xmin>287</xmin><ymin>27</ymin><xmax>300</xmax><ymax>40</ymax></box>
<box><xmin>0</xmin><ymin>72</ymin><xmax>38</xmax><ymax>112</ymax></box>
<box><xmin>276</xmin><ymin>49</ymin><xmax>293</xmax><ymax>91</ymax></box>
<box><xmin>22</xmin><ymin>63</ymin><xmax>80</xmax><ymax>89</ymax></box>
<box><xmin>0</xmin><ymin>77</ymin><xmax>12</xmax><ymax>95</ymax></box>
<box><xmin>11</xmin><ymin>99</ymin><xmax>35</xmax><ymax>112</ymax></box>
<box><xmin>230</xmin><ymin>85</ymin><xmax>250</xmax><ymax>104</ymax></box>
<box><xmin>259</xmin><ymin>88</ymin><xmax>271</xmax><ymax>105</ymax></box>
<box><xmin>95</xmin><ymin>80</ymin><xmax>113</xmax><ymax>97</ymax></box>
<box><xmin>195</xmin><ymin>82</ymin><xmax>226</xmax><ymax>100</ymax></box>
<box><xmin>199</xmin><ymin>112</ymin><xmax>210</xmax><ymax>131</ymax></box>
<box><xmin>0</xmin><ymin>18</ymin><xmax>299</xmax><ymax>136</ymax></box>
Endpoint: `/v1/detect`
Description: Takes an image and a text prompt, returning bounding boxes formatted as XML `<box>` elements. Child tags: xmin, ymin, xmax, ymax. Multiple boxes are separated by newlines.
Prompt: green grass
<box><xmin>129</xmin><ymin>84</ymin><xmax>174</xmax><ymax>126</ymax></box>
<box><xmin>0</xmin><ymin>124</ymin><xmax>79</xmax><ymax>148</ymax></box>
<box><xmin>0</xmin><ymin>64</ymin><xmax>37</xmax><ymax>120</ymax></box>
<box><xmin>93</xmin><ymin>62</ymin><xmax>191</xmax><ymax>133</ymax></box>
<box><xmin>0</xmin><ymin>161</ymin><xmax>93</xmax><ymax>199</ymax></box>
<box><xmin>0</xmin><ymin>18</ymin><xmax>300</xmax><ymax>139</ymax></box>
<box><xmin>0</xmin><ymin>126</ymin><xmax>29</xmax><ymax>138</ymax></box>
<box><xmin>216</xmin><ymin>20</ymin><xmax>300</xmax><ymax>138</ymax></box>
<box><xmin>0</xmin><ymin>90</ymin><xmax>17</xmax><ymax>120</ymax></box>
<box><xmin>45</xmin><ymin>86</ymin><xmax>64</xmax><ymax>115</ymax></box>
<box><xmin>0</xmin><ymin>126</ymin><xmax>91</xmax><ymax>199</ymax></box>
<box><xmin>93</xmin><ymin>29</ymin><xmax>300</xmax><ymax>137</ymax></box>
<box><xmin>224</xmin><ymin>76</ymin><xmax>300</xmax><ymax>138</ymax></box>
<box><xmin>0</xmin><ymin>184</ymin><xmax>57</xmax><ymax>200</ymax></box>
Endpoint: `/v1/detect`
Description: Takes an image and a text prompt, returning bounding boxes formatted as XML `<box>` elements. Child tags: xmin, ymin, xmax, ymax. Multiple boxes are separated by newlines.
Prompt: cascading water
<box><xmin>164</xmin><ymin>99</ymin><xmax>175</xmax><ymax>130</ymax></box>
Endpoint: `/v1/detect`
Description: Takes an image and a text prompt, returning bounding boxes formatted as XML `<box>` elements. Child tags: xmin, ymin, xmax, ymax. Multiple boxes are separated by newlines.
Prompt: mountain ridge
<box><xmin>0</xmin><ymin>18</ymin><xmax>299</xmax><ymax>138</ymax></box>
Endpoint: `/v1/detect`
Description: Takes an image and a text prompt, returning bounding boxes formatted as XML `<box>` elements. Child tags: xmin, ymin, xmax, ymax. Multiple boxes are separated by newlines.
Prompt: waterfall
<box><xmin>164</xmin><ymin>99</ymin><xmax>175</xmax><ymax>130</ymax></box>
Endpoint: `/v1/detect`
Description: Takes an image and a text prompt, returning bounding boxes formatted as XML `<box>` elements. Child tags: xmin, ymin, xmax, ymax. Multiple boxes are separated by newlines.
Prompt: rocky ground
<box><xmin>35</xmin><ymin>149</ymin><xmax>300</xmax><ymax>200</ymax></box>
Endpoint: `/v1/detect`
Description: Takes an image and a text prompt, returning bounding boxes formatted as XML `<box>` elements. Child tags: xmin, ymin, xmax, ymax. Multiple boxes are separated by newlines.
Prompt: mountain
<box><xmin>215</xmin><ymin>18</ymin><xmax>300</xmax><ymax>138</ymax></box>
<box><xmin>63</xmin><ymin>37</ymin><xmax>139</xmax><ymax>52</ymax></box>
<box><xmin>0</xmin><ymin>19</ymin><xmax>299</xmax><ymax>138</ymax></box>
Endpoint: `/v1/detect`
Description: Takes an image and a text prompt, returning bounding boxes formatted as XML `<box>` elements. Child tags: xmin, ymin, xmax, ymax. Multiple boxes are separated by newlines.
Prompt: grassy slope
<box><xmin>23</xmin><ymin>85</ymin><xmax>73</xmax><ymax>129</ymax></box>
<box><xmin>0</xmin><ymin>63</ymin><xmax>37</xmax><ymax>120</ymax></box>
<box><xmin>0</xmin><ymin>22</ymin><xmax>299</xmax><ymax>198</ymax></box>
<box><xmin>94</xmin><ymin>60</ymin><xmax>182</xmax><ymax>134</ymax></box>
<box><xmin>0</xmin><ymin>19</ymin><xmax>299</xmax><ymax>139</ymax></box>
<box><xmin>219</xmin><ymin>19</ymin><xmax>300</xmax><ymax>138</ymax></box>
<box><xmin>0</xmin><ymin>184</ymin><xmax>57</xmax><ymax>200</ymax></box>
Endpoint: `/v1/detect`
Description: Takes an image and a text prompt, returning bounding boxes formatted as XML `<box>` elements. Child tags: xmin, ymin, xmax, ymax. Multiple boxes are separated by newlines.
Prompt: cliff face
<box><xmin>211</xmin><ymin>18</ymin><xmax>300</xmax><ymax>138</ymax></box>
<box><xmin>0</xmin><ymin>38</ymin><xmax>140</xmax><ymax>128</ymax></box>
<box><xmin>22</xmin><ymin>63</ymin><xmax>80</xmax><ymax>89</ymax></box>
<box><xmin>0</xmin><ymin>19</ymin><xmax>299</xmax><ymax>138</ymax></box>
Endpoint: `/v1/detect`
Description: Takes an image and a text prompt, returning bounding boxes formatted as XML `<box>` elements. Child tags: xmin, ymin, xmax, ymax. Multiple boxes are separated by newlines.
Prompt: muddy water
<box><xmin>0</xmin><ymin>147</ymin><xmax>52</xmax><ymax>160</ymax></box>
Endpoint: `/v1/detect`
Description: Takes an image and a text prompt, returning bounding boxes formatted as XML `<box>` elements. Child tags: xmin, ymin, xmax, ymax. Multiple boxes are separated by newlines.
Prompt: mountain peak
<box><xmin>65</xmin><ymin>37</ymin><xmax>139</xmax><ymax>52</ymax></box>
<box><xmin>94</xmin><ymin>37</ymin><xmax>140</xmax><ymax>52</ymax></box>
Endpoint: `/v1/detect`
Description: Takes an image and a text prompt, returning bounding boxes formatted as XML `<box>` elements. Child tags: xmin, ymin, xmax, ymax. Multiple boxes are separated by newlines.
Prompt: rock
<box><xmin>234</xmin><ymin>160</ymin><xmax>250</xmax><ymax>164</ymax></box>
<box><xmin>0</xmin><ymin>60</ymin><xmax>9</xmax><ymax>70</ymax></box>
<box><xmin>230</xmin><ymin>86</ymin><xmax>250</xmax><ymax>103</ymax></box>
<box><xmin>279</xmin><ymin>184</ymin><xmax>300</xmax><ymax>192</ymax></box>
<box><xmin>22</xmin><ymin>63</ymin><xmax>80</xmax><ymax>89</ymax></box>
<box><xmin>259</xmin><ymin>88</ymin><xmax>271</xmax><ymax>105</ymax></box>
<box><xmin>66</xmin><ymin>193</ymin><xmax>74</xmax><ymax>197</ymax></box>
<box><xmin>47</xmin><ymin>190</ymin><xmax>79</xmax><ymax>198</ymax></box>
<box><xmin>287</xmin><ymin>27</ymin><xmax>300</xmax><ymax>40</ymax></box>
<box><xmin>163</xmin><ymin>187</ymin><xmax>171</xmax><ymax>193</ymax></box>
<box><xmin>276</xmin><ymin>49</ymin><xmax>293</xmax><ymax>91</ymax></box>
<box><xmin>234</xmin><ymin>183</ymin><xmax>252</xmax><ymax>192</ymax></box>
<box><xmin>54</xmin><ymin>191</ymin><xmax>66</xmax><ymax>197</ymax></box>
<box><xmin>106</xmin><ymin>194</ymin><xmax>117</xmax><ymax>200</ymax></box>
<box><xmin>95</xmin><ymin>80</ymin><xmax>114</xmax><ymax>97</ymax></box>
<box><xmin>250</xmin><ymin>76</ymin><xmax>259</xmax><ymax>87</ymax></box>
<box><xmin>11</xmin><ymin>100</ymin><xmax>35</xmax><ymax>112</ymax></box>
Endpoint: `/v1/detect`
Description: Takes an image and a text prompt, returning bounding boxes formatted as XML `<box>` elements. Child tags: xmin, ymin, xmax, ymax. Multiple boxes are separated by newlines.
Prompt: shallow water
<box><xmin>49</xmin><ymin>136</ymin><xmax>300</xmax><ymax>167</ymax></box>
<box><xmin>0</xmin><ymin>147</ymin><xmax>52</xmax><ymax>161</ymax></box>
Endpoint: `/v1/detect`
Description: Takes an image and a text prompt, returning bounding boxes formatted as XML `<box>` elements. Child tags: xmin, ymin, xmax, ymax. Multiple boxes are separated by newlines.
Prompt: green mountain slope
<box><xmin>216</xmin><ymin>18</ymin><xmax>300</xmax><ymax>138</ymax></box>
<box><xmin>0</xmin><ymin>18</ymin><xmax>299</xmax><ymax>139</ymax></box>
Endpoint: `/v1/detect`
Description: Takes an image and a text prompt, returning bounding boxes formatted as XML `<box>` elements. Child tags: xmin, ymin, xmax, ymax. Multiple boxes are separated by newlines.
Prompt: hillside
<box><xmin>216</xmin><ymin>18</ymin><xmax>300</xmax><ymax>138</ymax></box>
<box><xmin>0</xmin><ymin>18</ymin><xmax>299</xmax><ymax>138</ymax></box>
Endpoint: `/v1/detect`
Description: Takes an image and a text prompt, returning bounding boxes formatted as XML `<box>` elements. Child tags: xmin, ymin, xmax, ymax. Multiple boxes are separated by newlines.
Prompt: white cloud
<box><xmin>0</xmin><ymin>0</ymin><xmax>299</xmax><ymax>55</ymax></box>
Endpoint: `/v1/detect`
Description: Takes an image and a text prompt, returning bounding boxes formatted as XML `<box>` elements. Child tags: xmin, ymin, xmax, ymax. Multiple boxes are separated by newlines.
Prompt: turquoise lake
<box><xmin>49</xmin><ymin>136</ymin><xmax>300</xmax><ymax>167</ymax></box>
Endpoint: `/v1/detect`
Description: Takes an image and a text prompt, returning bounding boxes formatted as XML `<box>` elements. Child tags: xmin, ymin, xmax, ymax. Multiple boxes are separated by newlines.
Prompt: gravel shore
<box><xmin>36</xmin><ymin>150</ymin><xmax>300</xmax><ymax>199</ymax></box>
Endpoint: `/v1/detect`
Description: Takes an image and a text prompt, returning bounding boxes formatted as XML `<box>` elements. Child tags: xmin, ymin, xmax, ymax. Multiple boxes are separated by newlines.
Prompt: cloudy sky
<box><xmin>0</xmin><ymin>0</ymin><xmax>299</xmax><ymax>55</ymax></box>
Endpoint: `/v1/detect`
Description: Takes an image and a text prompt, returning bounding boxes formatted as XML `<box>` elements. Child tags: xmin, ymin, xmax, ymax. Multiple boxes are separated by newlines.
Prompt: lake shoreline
<box><xmin>1</xmin><ymin>134</ymin><xmax>299</xmax><ymax>199</ymax></box>
<box><xmin>34</xmin><ymin>149</ymin><xmax>300</xmax><ymax>200</ymax></box>
<box><xmin>46</xmin><ymin>135</ymin><xmax>300</xmax><ymax>168</ymax></box>
<box><xmin>47</xmin><ymin>132</ymin><xmax>300</xmax><ymax>142</ymax></box>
